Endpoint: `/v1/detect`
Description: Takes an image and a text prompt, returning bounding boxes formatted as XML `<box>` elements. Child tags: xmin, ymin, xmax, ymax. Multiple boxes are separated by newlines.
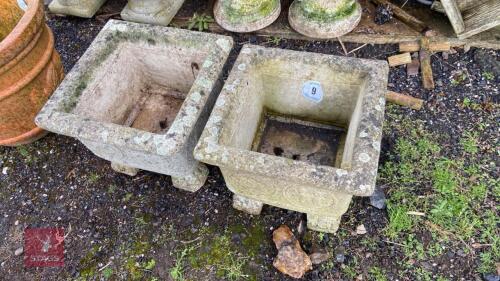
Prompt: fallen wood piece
<box><xmin>387</xmin><ymin>52</ymin><xmax>412</xmax><ymax>67</ymax></box>
<box><xmin>419</xmin><ymin>37</ymin><xmax>435</xmax><ymax>89</ymax></box>
<box><xmin>406</xmin><ymin>58</ymin><xmax>420</xmax><ymax>77</ymax></box>
<box><xmin>386</xmin><ymin>91</ymin><xmax>424</xmax><ymax>110</ymax></box>
<box><xmin>371</xmin><ymin>0</ymin><xmax>428</xmax><ymax>32</ymax></box>
<box><xmin>399</xmin><ymin>41</ymin><xmax>451</xmax><ymax>52</ymax></box>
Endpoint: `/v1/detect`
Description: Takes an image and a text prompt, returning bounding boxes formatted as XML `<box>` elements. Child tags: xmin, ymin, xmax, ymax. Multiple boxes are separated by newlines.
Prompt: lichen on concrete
<box><xmin>214</xmin><ymin>0</ymin><xmax>281</xmax><ymax>32</ymax></box>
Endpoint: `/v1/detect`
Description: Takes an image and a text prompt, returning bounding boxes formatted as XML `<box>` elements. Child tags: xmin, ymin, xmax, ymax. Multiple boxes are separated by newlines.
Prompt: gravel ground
<box><xmin>0</xmin><ymin>1</ymin><xmax>498</xmax><ymax>280</ymax></box>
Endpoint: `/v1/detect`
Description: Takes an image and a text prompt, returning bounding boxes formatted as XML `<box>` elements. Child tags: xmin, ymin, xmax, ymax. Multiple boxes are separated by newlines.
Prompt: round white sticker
<box><xmin>302</xmin><ymin>81</ymin><xmax>323</xmax><ymax>103</ymax></box>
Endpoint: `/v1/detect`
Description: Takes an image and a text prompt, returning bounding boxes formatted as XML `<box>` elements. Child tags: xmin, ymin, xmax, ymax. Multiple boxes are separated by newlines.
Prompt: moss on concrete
<box><xmin>299</xmin><ymin>0</ymin><xmax>358</xmax><ymax>23</ymax></box>
<box><xmin>223</xmin><ymin>0</ymin><xmax>279</xmax><ymax>23</ymax></box>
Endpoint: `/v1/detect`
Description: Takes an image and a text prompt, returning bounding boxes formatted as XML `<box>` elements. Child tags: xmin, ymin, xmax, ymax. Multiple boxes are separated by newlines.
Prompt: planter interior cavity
<box><xmin>195</xmin><ymin>45</ymin><xmax>388</xmax><ymax>233</ymax></box>
<box><xmin>73</xmin><ymin>44</ymin><xmax>201</xmax><ymax>134</ymax></box>
<box><xmin>36</xmin><ymin>20</ymin><xmax>233</xmax><ymax>192</ymax></box>
<box><xmin>253</xmin><ymin>113</ymin><xmax>346</xmax><ymax>168</ymax></box>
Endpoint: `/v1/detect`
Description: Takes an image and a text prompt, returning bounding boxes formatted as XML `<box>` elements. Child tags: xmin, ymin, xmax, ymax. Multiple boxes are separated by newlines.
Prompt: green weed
<box><xmin>187</xmin><ymin>13</ymin><xmax>214</xmax><ymax>31</ymax></box>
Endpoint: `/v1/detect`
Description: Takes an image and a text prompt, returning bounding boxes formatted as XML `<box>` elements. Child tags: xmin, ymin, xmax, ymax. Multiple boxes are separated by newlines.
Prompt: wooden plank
<box><xmin>431</xmin><ymin>0</ymin><xmax>486</xmax><ymax>13</ymax></box>
<box><xmin>419</xmin><ymin>37</ymin><xmax>435</xmax><ymax>90</ymax></box>
<box><xmin>386</xmin><ymin>91</ymin><xmax>423</xmax><ymax>110</ymax></box>
<box><xmin>388</xmin><ymin>53</ymin><xmax>412</xmax><ymax>67</ymax></box>
<box><xmin>370</xmin><ymin>0</ymin><xmax>428</xmax><ymax>32</ymax></box>
<box><xmin>399</xmin><ymin>41</ymin><xmax>451</xmax><ymax>52</ymax></box>
<box><xmin>441</xmin><ymin>0</ymin><xmax>466</xmax><ymax>34</ymax></box>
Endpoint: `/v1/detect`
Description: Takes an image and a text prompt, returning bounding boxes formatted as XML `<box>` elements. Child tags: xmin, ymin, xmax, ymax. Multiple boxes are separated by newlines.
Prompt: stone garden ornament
<box><xmin>214</xmin><ymin>0</ymin><xmax>281</xmax><ymax>32</ymax></box>
<box><xmin>49</xmin><ymin>0</ymin><xmax>107</xmax><ymax>18</ymax></box>
<box><xmin>121</xmin><ymin>0</ymin><xmax>185</xmax><ymax>26</ymax></box>
<box><xmin>289</xmin><ymin>0</ymin><xmax>362</xmax><ymax>38</ymax></box>
<box><xmin>36</xmin><ymin>20</ymin><xmax>233</xmax><ymax>192</ymax></box>
<box><xmin>195</xmin><ymin>45</ymin><xmax>388</xmax><ymax>233</ymax></box>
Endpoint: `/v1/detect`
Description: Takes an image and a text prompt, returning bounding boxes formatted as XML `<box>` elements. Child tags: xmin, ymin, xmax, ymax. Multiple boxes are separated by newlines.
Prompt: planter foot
<box><xmin>307</xmin><ymin>214</ymin><xmax>342</xmax><ymax>233</ymax></box>
<box><xmin>120</xmin><ymin>0</ymin><xmax>184</xmax><ymax>26</ymax></box>
<box><xmin>171</xmin><ymin>164</ymin><xmax>208</xmax><ymax>192</ymax></box>
<box><xmin>111</xmin><ymin>162</ymin><xmax>139</xmax><ymax>176</ymax></box>
<box><xmin>232</xmin><ymin>194</ymin><xmax>263</xmax><ymax>215</ymax></box>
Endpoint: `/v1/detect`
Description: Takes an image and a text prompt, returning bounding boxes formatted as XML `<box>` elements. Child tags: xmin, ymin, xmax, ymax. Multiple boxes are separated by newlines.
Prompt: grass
<box><xmin>451</xmin><ymin>70</ymin><xmax>468</xmax><ymax>86</ymax></box>
<box><xmin>380</xmin><ymin>115</ymin><xmax>499</xmax><ymax>276</ymax></box>
<box><xmin>170</xmin><ymin>247</ymin><xmax>191</xmax><ymax>281</ymax></box>
<box><xmin>482</xmin><ymin>71</ymin><xmax>494</xmax><ymax>81</ymax></box>
<box><xmin>369</xmin><ymin>266</ymin><xmax>387</xmax><ymax>281</ymax></box>
<box><xmin>87</xmin><ymin>172</ymin><xmax>100</xmax><ymax>184</ymax></box>
<box><xmin>16</xmin><ymin>146</ymin><xmax>36</xmax><ymax>164</ymax></box>
<box><xmin>460</xmin><ymin>131</ymin><xmax>479</xmax><ymax>154</ymax></box>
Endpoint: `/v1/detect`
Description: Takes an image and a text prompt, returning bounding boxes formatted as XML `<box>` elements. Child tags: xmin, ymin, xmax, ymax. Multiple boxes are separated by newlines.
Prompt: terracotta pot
<box><xmin>0</xmin><ymin>0</ymin><xmax>64</xmax><ymax>146</ymax></box>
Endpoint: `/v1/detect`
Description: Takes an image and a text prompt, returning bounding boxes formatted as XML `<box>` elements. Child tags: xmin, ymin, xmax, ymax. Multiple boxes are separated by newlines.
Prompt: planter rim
<box><xmin>0</xmin><ymin>0</ymin><xmax>44</xmax><ymax>67</ymax></box>
<box><xmin>35</xmin><ymin>20</ymin><xmax>234</xmax><ymax>156</ymax></box>
<box><xmin>194</xmin><ymin>44</ymin><xmax>389</xmax><ymax>197</ymax></box>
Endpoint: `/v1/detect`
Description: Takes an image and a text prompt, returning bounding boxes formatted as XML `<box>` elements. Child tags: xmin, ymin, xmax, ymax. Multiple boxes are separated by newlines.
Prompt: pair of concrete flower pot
<box><xmin>36</xmin><ymin>20</ymin><xmax>388</xmax><ymax>233</ymax></box>
<box><xmin>215</xmin><ymin>0</ymin><xmax>362</xmax><ymax>38</ymax></box>
<box><xmin>49</xmin><ymin>0</ymin><xmax>183</xmax><ymax>26</ymax></box>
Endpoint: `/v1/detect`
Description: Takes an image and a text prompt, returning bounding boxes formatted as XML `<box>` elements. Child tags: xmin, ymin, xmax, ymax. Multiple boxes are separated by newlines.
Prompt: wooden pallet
<box><xmin>440</xmin><ymin>0</ymin><xmax>500</xmax><ymax>39</ymax></box>
<box><xmin>172</xmin><ymin>0</ymin><xmax>500</xmax><ymax>49</ymax></box>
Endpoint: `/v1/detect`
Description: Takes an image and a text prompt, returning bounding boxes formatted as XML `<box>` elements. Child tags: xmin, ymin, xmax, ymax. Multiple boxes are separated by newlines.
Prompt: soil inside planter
<box><xmin>124</xmin><ymin>83</ymin><xmax>186</xmax><ymax>133</ymax></box>
<box><xmin>253</xmin><ymin>111</ymin><xmax>346</xmax><ymax>167</ymax></box>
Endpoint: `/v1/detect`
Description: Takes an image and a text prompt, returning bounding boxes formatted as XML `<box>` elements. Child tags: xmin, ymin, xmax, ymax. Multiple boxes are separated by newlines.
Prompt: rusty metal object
<box><xmin>0</xmin><ymin>0</ymin><xmax>64</xmax><ymax>146</ymax></box>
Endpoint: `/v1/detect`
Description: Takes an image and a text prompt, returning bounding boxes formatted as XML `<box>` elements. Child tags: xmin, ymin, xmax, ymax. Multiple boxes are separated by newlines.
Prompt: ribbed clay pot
<box><xmin>0</xmin><ymin>0</ymin><xmax>64</xmax><ymax>146</ymax></box>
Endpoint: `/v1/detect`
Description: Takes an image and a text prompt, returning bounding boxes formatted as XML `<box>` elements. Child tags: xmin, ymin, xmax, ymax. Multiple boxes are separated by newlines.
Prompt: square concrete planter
<box><xmin>194</xmin><ymin>45</ymin><xmax>388</xmax><ymax>233</ymax></box>
<box><xmin>35</xmin><ymin>20</ymin><xmax>233</xmax><ymax>192</ymax></box>
<box><xmin>49</xmin><ymin>0</ymin><xmax>107</xmax><ymax>18</ymax></box>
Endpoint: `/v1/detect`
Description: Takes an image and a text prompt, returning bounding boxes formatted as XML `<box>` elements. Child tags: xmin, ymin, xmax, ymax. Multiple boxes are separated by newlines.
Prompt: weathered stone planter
<box><xmin>35</xmin><ymin>20</ymin><xmax>233</xmax><ymax>192</ymax></box>
<box><xmin>288</xmin><ymin>0</ymin><xmax>362</xmax><ymax>38</ymax></box>
<box><xmin>0</xmin><ymin>0</ymin><xmax>64</xmax><ymax>146</ymax></box>
<box><xmin>195</xmin><ymin>45</ymin><xmax>388</xmax><ymax>233</ymax></box>
<box><xmin>49</xmin><ymin>0</ymin><xmax>107</xmax><ymax>18</ymax></box>
<box><xmin>214</xmin><ymin>0</ymin><xmax>281</xmax><ymax>32</ymax></box>
<box><xmin>121</xmin><ymin>0</ymin><xmax>185</xmax><ymax>26</ymax></box>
